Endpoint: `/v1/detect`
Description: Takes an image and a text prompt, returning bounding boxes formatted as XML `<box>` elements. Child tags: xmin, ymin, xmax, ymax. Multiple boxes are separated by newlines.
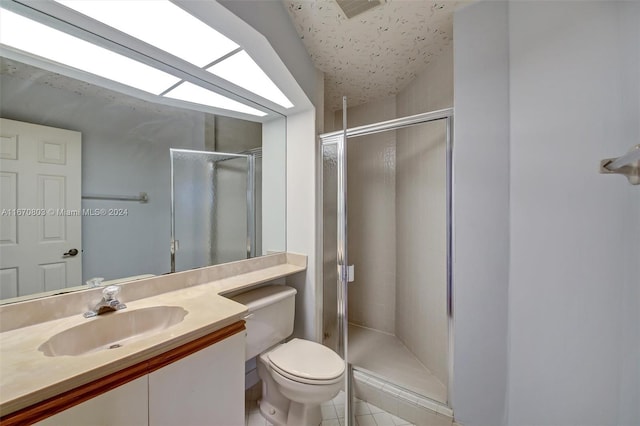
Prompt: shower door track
<box><xmin>319</xmin><ymin>106</ymin><xmax>455</xmax><ymax>425</ymax></box>
<box><xmin>320</xmin><ymin>107</ymin><xmax>453</xmax><ymax>141</ymax></box>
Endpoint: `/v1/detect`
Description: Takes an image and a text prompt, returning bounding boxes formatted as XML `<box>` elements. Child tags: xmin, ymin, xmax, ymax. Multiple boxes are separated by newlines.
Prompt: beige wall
<box><xmin>396</xmin><ymin>45</ymin><xmax>453</xmax><ymax>116</ymax></box>
<box><xmin>396</xmin><ymin>45</ymin><xmax>452</xmax><ymax>387</ymax></box>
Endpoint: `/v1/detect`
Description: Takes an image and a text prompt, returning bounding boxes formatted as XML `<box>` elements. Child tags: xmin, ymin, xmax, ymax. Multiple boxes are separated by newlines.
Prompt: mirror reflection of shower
<box><xmin>170</xmin><ymin>148</ymin><xmax>262</xmax><ymax>273</ymax></box>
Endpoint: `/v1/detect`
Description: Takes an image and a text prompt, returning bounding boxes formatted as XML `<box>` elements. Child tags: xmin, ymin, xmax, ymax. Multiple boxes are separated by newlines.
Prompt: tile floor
<box><xmin>245</xmin><ymin>391</ymin><xmax>415</xmax><ymax>426</ymax></box>
<box><xmin>348</xmin><ymin>324</ymin><xmax>447</xmax><ymax>404</ymax></box>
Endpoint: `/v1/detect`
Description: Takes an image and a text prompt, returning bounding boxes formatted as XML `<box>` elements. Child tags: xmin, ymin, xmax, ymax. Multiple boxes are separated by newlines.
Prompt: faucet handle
<box><xmin>86</xmin><ymin>277</ymin><xmax>104</xmax><ymax>288</ymax></box>
<box><xmin>83</xmin><ymin>284</ymin><xmax>126</xmax><ymax>318</ymax></box>
<box><xmin>102</xmin><ymin>285</ymin><xmax>121</xmax><ymax>301</ymax></box>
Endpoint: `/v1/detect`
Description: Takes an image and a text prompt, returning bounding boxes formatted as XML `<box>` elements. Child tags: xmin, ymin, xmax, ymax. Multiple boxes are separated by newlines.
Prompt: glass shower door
<box><xmin>322</xmin><ymin>142</ymin><xmax>339</xmax><ymax>352</ymax></box>
<box><xmin>322</xmin><ymin>133</ymin><xmax>354</xmax><ymax>424</ymax></box>
<box><xmin>321</xmin><ymin>108</ymin><xmax>454</xmax><ymax>426</ymax></box>
<box><xmin>170</xmin><ymin>149</ymin><xmax>255</xmax><ymax>273</ymax></box>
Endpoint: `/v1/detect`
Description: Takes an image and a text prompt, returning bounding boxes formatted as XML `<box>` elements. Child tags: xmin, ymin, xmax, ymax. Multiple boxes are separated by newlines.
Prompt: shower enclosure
<box><xmin>321</xmin><ymin>108</ymin><xmax>453</xmax><ymax>424</ymax></box>
<box><xmin>170</xmin><ymin>148</ymin><xmax>261</xmax><ymax>273</ymax></box>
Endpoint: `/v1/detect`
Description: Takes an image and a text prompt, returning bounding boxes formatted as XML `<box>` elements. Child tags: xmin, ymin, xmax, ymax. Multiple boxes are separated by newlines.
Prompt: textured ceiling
<box><xmin>284</xmin><ymin>0</ymin><xmax>469</xmax><ymax>111</ymax></box>
<box><xmin>0</xmin><ymin>57</ymin><xmax>186</xmax><ymax>115</ymax></box>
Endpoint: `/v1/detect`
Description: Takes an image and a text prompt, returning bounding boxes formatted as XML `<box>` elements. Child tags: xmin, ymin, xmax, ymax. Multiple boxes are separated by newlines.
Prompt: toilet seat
<box><xmin>270</xmin><ymin>361</ymin><xmax>343</xmax><ymax>385</ymax></box>
<box><xmin>267</xmin><ymin>338</ymin><xmax>345</xmax><ymax>385</ymax></box>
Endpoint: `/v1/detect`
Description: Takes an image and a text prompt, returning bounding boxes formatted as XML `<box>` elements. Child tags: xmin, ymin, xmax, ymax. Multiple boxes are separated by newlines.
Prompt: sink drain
<box><xmin>108</xmin><ymin>344</ymin><xmax>122</xmax><ymax>349</ymax></box>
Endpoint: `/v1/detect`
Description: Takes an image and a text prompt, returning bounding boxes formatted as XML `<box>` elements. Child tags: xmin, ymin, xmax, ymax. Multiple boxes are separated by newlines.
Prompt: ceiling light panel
<box><xmin>0</xmin><ymin>8</ymin><xmax>180</xmax><ymax>94</ymax></box>
<box><xmin>55</xmin><ymin>0</ymin><xmax>239</xmax><ymax>68</ymax></box>
<box><xmin>163</xmin><ymin>82</ymin><xmax>267</xmax><ymax>117</ymax></box>
<box><xmin>208</xmin><ymin>51</ymin><xmax>294</xmax><ymax>109</ymax></box>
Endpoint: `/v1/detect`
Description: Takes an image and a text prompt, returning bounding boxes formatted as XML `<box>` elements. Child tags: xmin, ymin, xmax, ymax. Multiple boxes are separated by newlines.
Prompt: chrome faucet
<box><xmin>84</xmin><ymin>285</ymin><xmax>127</xmax><ymax>318</ymax></box>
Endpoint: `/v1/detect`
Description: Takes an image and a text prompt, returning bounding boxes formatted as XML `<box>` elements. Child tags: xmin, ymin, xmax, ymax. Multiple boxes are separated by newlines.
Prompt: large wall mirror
<box><xmin>0</xmin><ymin>1</ymin><xmax>289</xmax><ymax>303</ymax></box>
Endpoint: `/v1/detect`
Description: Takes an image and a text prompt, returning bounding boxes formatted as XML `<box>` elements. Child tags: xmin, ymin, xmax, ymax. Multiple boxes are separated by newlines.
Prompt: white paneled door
<box><xmin>0</xmin><ymin>118</ymin><xmax>81</xmax><ymax>298</ymax></box>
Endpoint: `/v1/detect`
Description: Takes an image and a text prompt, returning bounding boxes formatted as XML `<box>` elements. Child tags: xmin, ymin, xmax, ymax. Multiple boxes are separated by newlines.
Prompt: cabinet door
<box><xmin>149</xmin><ymin>332</ymin><xmax>245</xmax><ymax>426</ymax></box>
<box><xmin>35</xmin><ymin>376</ymin><xmax>148</xmax><ymax>426</ymax></box>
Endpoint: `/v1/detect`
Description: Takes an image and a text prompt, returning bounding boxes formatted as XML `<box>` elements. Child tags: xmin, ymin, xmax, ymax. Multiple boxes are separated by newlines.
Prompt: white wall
<box><xmin>454</xmin><ymin>1</ymin><xmax>640</xmax><ymax>425</ymax></box>
<box><xmin>616</xmin><ymin>4</ymin><xmax>640</xmax><ymax>424</ymax></box>
<box><xmin>262</xmin><ymin>117</ymin><xmax>287</xmax><ymax>255</ymax></box>
<box><xmin>286</xmin><ymin>109</ymin><xmax>318</xmax><ymax>340</ymax></box>
<box><xmin>507</xmin><ymin>2</ymin><xmax>640</xmax><ymax>425</ymax></box>
<box><xmin>452</xmin><ymin>2</ymin><xmax>511</xmax><ymax>424</ymax></box>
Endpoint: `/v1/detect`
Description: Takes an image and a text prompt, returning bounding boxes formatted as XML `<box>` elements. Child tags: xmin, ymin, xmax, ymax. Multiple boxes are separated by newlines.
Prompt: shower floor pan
<box><xmin>347</xmin><ymin>323</ymin><xmax>447</xmax><ymax>404</ymax></box>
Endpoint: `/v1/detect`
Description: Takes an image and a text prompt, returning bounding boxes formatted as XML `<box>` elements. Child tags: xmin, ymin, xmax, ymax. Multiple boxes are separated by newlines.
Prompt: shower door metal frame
<box><xmin>169</xmin><ymin>148</ymin><xmax>256</xmax><ymax>273</ymax></box>
<box><xmin>319</xmin><ymin>107</ymin><xmax>455</xmax><ymax>424</ymax></box>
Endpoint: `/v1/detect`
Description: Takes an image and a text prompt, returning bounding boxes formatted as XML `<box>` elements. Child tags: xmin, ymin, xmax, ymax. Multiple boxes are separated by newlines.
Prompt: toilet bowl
<box><xmin>231</xmin><ymin>285</ymin><xmax>345</xmax><ymax>426</ymax></box>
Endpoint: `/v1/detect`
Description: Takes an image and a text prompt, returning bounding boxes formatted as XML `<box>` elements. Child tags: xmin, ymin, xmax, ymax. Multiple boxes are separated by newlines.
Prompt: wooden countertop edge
<box><xmin>0</xmin><ymin>320</ymin><xmax>245</xmax><ymax>426</ymax></box>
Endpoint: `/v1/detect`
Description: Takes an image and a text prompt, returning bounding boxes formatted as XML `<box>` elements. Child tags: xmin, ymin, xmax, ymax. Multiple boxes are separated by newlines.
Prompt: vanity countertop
<box><xmin>0</xmin><ymin>252</ymin><xmax>306</xmax><ymax>417</ymax></box>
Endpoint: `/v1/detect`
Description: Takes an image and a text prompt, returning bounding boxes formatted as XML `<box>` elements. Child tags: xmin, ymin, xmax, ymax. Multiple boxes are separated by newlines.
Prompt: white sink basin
<box><xmin>39</xmin><ymin>306</ymin><xmax>188</xmax><ymax>357</ymax></box>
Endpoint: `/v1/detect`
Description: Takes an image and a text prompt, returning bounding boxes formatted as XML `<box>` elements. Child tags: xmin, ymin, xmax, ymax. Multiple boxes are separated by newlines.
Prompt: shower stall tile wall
<box><xmin>334</xmin><ymin>97</ymin><xmax>398</xmax><ymax>334</ymax></box>
<box><xmin>395</xmin><ymin>46</ymin><xmax>453</xmax><ymax>389</ymax></box>
<box><xmin>395</xmin><ymin>124</ymin><xmax>447</xmax><ymax>388</ymax></box>
<box><xmin>346</xmin><ymin>115</ymin><xmax>397</xmax><ymax>332</ymax></box>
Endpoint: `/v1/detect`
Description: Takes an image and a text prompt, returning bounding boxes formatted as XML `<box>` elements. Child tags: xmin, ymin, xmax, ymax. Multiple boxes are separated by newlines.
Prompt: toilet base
<box><xmin>258</xmin><ymin>399</ymin><xmax>321</xmax><ymax>426</ymax></box>
<box><xmin>288</xmin><ymin>402</ymin><xmax>321</xmax><ymax>426</ymax></box>
<box><xmin>258</xmin><ymin>398</ymin><xmax>288</xmax><ymax>426</ymax></box>
<box><xmin>258</xmin><ymin>369</ymin><xmax>290</xmax><ymax>426</ymax></box>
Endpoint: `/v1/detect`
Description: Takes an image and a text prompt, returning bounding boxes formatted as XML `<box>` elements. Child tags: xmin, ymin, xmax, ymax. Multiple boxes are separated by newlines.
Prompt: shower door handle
<box><xmin>338</xmin><ymin>265</ymin><xmax>355</xmax><ymax>283</ymax></box>
<box><xmin>348</xmin><ymin>265</ymin><xmax>354</xmax><ymax>283</ymax></box>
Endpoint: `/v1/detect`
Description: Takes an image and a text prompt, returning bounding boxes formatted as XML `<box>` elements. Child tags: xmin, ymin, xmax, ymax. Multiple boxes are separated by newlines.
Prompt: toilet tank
<box><xmin>231</xmin><ymin>285</ymin><xmax>297</xmax><ymax>360</ymax></box>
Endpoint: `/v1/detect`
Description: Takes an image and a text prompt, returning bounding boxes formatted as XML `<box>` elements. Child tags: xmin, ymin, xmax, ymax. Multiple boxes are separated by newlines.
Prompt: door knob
<box><xmin>63</xmin><ymin>248</ymin><xmax>79</xmax><ymax>257</ymax></box>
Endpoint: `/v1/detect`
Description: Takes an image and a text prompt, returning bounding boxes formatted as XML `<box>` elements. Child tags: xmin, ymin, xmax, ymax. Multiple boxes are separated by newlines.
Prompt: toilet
<box><xmin>232</xmin><ymin>285</ymin><xmax>345</xmax><ymax>426</ymax></box>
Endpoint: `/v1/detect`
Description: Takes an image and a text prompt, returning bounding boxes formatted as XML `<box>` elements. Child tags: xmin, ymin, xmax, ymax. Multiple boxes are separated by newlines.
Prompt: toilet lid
<box><xmin>268</xmin><ymin>338</ymin><xmax>345</xmax><ymax>382</ymax></box>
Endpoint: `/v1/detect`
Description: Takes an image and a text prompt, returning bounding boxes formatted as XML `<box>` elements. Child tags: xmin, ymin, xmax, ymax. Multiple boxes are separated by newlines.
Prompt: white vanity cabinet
<box><xmin>35</xmin><ymin>377</ymin><xmax>149</xmax><ymax>426</ymax></box>
<box><xmin>34</xmin><ymin>330</ymin><xmax>245</xmax><ymax>426</ymax></box>
<box><xmin>148</xmin><ymin>331</ymin><xmax>245</xmax><ymax>426</ymax></box>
